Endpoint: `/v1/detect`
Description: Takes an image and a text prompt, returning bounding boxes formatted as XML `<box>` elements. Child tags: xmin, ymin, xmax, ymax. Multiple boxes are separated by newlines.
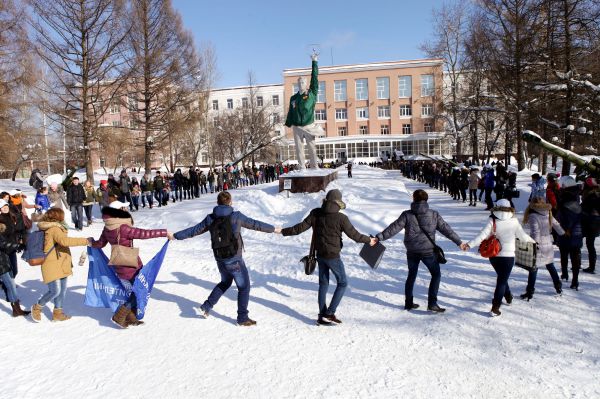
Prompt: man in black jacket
<box><xmin>374</xmin><ymin>189</ymin><xmax>466</xmax><ymax>313</ymax></box>
<box><xmin>66</xmin><ymin>177</ymin><xmax>86</xmax><ymax>230</ymax></box>
<box><xmin>282</xmin><ymin>189</ymin><xmax>376</xmax><ymax>325</ymax></box>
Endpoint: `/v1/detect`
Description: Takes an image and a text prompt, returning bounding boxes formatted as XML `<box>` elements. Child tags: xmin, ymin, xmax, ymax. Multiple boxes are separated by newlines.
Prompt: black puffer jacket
<box><xmin>66</xmin><ymin>184</ymin><xmax>86</xmax><ymax>205</ymax></box>
<box><xmin>282</xmin><ymin>200</ymin><xmax>370</xmax><ymax>259</ymax></box>
<box><xmin>0</xmin><ymin>212</ymin><xmax>24</xmax><ymax>250</ymax></box>
<box><xmin>376</xmin><ymin>201</ymin><xmax>462</xmax><ymax>255</ymax></box>
<box><xmin>0</xmin><ymin>224</ymin><xmax>19</xmax><ymax>275</ymax></box>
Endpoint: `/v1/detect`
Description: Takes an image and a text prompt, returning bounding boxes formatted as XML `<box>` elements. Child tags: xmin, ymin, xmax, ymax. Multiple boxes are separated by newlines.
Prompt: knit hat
<box><xmin>9</xmin><ymin>189</ymin><xmax>21</xmax><ymax>196</ymax></box>
<box><xmin>325</xmin><ymin>189</ymin><xmax>346</xmax><ymax>210</ymax></box>
<box><xmin>496</xmin><ymin>199</ymin><xmax>512</xmax><ymax>208</ymax></box>
<box><xmin>109</xmin><ymin>200</ymin><xmax>130</xmax><ymax>209</ymax></box>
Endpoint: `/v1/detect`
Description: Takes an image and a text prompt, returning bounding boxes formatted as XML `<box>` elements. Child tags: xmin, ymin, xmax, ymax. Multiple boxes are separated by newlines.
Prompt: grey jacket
<box><xmin>526</xmin><ymin>204</ymin><xmax>564</xmax><ymax>265</ymax></box>
<box><xmin>376</xmin><ymin>201</ymin><xmax>462</xmax><ymax>255</ymax></box>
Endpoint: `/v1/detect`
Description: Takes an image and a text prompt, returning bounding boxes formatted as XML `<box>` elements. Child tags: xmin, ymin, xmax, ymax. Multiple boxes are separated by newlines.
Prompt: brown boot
<box><xmin>52</xmin><ymin>308</ymin><xmax>71</xmax><ymax>322</ymax></box>
<box><xmin>126</xmin><ymin>309</ymin><xmax>144</xmax><ymax>327</ymax></box>
<box><xmin>111</xmin><ymin>305</ymin><xmax>129</xmax><ymax>329</ymax></box>
<box><xmin>11</xmin><ymin>301</ymin><xmax>31</xmax><ymax>317</ymax></box>
<box><xmin>31</xmin><ymin>303</ymin><xmax>43</xmax><ymax>323</ymax></box>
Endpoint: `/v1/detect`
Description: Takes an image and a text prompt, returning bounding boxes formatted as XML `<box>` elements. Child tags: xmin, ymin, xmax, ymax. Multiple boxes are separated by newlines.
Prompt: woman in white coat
<box><xmin>521</xmin><ymin>197</ymin><xmax>565</xmax><ymax>299</ymax></box>
<box><xmin>465</xmin><ymin>199</ymin><xmax>536</xmax><ymax>316</ymax></box>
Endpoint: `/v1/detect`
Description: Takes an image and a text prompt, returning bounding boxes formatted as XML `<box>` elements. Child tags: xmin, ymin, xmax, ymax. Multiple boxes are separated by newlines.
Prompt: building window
<box><xmin>376</xmin><ymin>77</ymin><xmax>390</xmax><ymax>99</ymax></box>
<box><xmin>128</xmin><ymin>120</ymin><xmax>138</xmax><ymax>129</ymax></box>
<box><xmin>272</xmin><ymin>113</ymin><xmax>280</xmax><ymax>124</ymax></box>
<box><xmin>355</xmin><ymin>78</ymin><xmax>368</xmax><ymax>100</ymax></box>
<box><xmin>338</xmin><ymin>126</ymin><xmax>347</xmax><ymax>136</ymax></box>
<box><xmin>112</xmin><ymin>120</ymin><xmax>121</xmax><ymax>127</ymax></box>
<box><xmin>272</xmin><ymin>95</ymin><xmax>279</xmax><ymax>106</ymax></box>
<box><xmin>356</xmin><ymin>107</ymin><xmax>369</xmax><ymax>119</ymax></box>
<box><xmin>335</xmin><ymin>108</ymin><xmax>348</xmax><ymax>120</ymax></box>
<box><xmin>128</xmin><ymin>94</ymin><xmax>136</xmax><ymax>112</ymax></box>
<box><xmin>398</xmin><ymin>76</ymin><xmax>412</xmax><ymax>97</ymax></box>
<box><xmin>377</xmin><ymin>105</ymin><xmax>390</xmax><ymax>118</ymax></box>
<box><xmin>487</xmin><ymin>120</ymin><xmax>495</xmax><ymax>131</ymax></box>
<box><xmin>213</xmin><ymin>117</ymin><xmax>218</xmax><ymax>128</ymax></box>
<box><xmin>380</xmin><ymin>125</ymin><xmax>390</xmax><ymax>135</ymax></box>
<box><xmin>242</xmin><ymin>97</ymin><xmax>249</xmax><ymax>109</ymax></box>
<box><xmin>359</xmin><ymin>125</ymin><xmax>368</xmax><ymax>135</ymax></box>
<box><xmin>421</xmin><ymin>74</ymin><xmax>434</xmax><ymax>97</ymax></box>
<box><xmin>399</xmin><ymin>105</ymin><xmax>412</xmax><ymax>117</ymax></box>
<box><xmin>317</xmin><ymin>82</ymin><xmax>326</xmax><ymax>103</ymax></box>
<box><xmin>424</xmin><ymin>122</ymin><xmax>433</xmax><ymax>132</ymax></box>
<box><xmin>227</xmin><ymin>99</ymin><xmax>233</xmax><ymax>109</ymax></box>
<box><xmin>315</xmin><ymin>109</ymin><xmax>327</xmax><ymax>121</ymax></box>
<box><xmin>274</xmin><ymin>130</ymin><xmax>281</xmax><ymax>136</ymax></box>
<box><xmin>334</xmin><ymin>80</ymin><xmax>347</xmax><ymax>101</ymax></box>
<box><xmin>110</xmin><ymin>99</ymin><xmax>120</xmax><ymax>114</ymax></box>
<box><xmin>422</xmin><ymin>103</ymin><xmax>434</xmax><ymax>117</ymax></box>
<box><xmin>257</xmin><ymin>96</ymin><xmax>263</xmax><ymax>107</ymax></box>
<box><xmin>212</xmin><ymin>100</ymin><xmax>219</xmax><ymax>110</ymax></box>
<box><xmin>402</xmin><ymin>124</ymin><xmax>412</xmax><ymax>134</ymax></box>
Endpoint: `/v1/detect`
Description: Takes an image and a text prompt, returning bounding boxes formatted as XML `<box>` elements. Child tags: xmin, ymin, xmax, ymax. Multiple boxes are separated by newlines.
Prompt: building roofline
<box><xmin>283</xmin><ymin>59</ymin><xmax>444</xmax><ymax>77</ymax></box>
<box><xmin>211</xmin><ymin>83</ymin><xmax>283</xmax><ymax>92</ymax></box>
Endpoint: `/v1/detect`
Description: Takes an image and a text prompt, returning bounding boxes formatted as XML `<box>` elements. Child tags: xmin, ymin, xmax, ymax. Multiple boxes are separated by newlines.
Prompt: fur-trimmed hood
<box><xmin>37</xmin><ymin>221</ymin><xmax>68</xmax><ymax>232</ymax></box>
<box><xmin>101</xmin><ymin>206</ymin><xmax>133</xmax><ymax>230</ymax></box>
<box><xmin>523</xmin><ymin>202</ymin><xmax>552</xmax><ymax>224</ymax></box>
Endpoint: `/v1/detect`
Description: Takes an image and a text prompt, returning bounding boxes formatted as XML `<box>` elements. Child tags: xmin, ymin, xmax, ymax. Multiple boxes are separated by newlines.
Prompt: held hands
<box><xmin>167</xmin><ymin>231</ymin><xmax>175</xmax><ymax>241</ymax></box>
<box><xmin>459</xmin><ymin>243</ymin><xmax>470</xmax><ymax>251</ymax></box>
<box><xmin>274</xmin><ymin>226</ymin><xmax>282</xmax><ymax>234</ymax></box>
<box><xmin>370</xmin><ymin>237</ymin><xmax>378</xmax><ymax>247</ymax></box>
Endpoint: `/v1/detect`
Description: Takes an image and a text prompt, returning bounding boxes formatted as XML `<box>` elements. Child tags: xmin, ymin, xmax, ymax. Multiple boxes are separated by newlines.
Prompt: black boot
<box><xmin>554</xmin><ymin>280</ymin><xmax>563</xmax><ymax>294</ymax></box>
<box><xmin>519</xmin><ymin>292</ymin><xmax>533</xmax><ymax>301</ymax></box>
<box><xmin>404</xmin><ymin>297</ymin><xmax>420</xmax><ymax>311</ymax></box>
<box><xmin>490</xmin><ymin>301</ymin><xmax>502</xmax><ymax>317</ymax></box>
<box><xmin>582</xmin><ymin>267</ymin><xmax>595</xmax><ymax>274</ymax></box>
<box><xmin>504</xmin><ymin>292</ymin><xmax>513</xmax><ymax>305</ymax></box>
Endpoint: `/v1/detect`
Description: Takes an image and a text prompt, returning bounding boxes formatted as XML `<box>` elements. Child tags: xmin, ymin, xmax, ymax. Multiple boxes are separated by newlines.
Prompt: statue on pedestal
<box><xmin>285</xmin><ymin>51</ymin><xmax>322</xmax><ymax>169</ymax></box>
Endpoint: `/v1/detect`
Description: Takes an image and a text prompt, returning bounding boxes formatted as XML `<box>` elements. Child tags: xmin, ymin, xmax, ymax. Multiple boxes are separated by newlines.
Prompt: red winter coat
<box><xmin>546</xmin><ymin>181</ymin><xmax>560</xmax><ymax>210</ymax></box>
<box><xmin>92</xmin><ymin>207</ymin><xmax>167</xmax><ymax>280</ymax></box>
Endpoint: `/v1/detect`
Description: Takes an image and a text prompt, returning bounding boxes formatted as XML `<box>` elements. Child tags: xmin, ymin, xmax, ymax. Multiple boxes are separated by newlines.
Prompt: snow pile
<box><xmin>0</xmin><ymin>167</ymin><xmax>598</xmax><ymax>398</ymax></box>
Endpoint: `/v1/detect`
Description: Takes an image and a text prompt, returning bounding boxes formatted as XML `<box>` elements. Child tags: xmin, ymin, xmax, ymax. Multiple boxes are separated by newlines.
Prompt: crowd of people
<box><xmin>1</xmin><ymin>161</ymin><xmax>598</xmax><ymax>326</ymax></box>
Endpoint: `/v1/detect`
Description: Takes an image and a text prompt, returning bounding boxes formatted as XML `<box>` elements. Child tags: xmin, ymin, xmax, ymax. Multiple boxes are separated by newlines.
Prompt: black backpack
<box><xmin>209</xmin><ymin>215</ymin><xmax>238</xmax><ymax>259</ymax></box>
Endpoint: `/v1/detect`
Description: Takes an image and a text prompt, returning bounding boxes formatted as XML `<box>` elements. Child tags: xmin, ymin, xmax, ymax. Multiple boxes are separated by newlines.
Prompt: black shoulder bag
<box><xmin>299</xmin><ymin>219</ymin><xmax>317</xmax><ymax>275</ymax></box>
<box><xmin>412</xmin><ymin>211</ymin><xmax>447</xmax><ymax>264</ymax></box>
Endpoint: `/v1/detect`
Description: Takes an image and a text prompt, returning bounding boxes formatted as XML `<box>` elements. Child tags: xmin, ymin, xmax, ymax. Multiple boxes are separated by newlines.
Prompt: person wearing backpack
<box><xmin>91</xmin><ymin>200</ymin><xmax>172</xmax><ymax>328</ymax></box>
<box><xmin>282</xmin><ymin>189</ymin><xmax>375</xmax><ymax>325</ymax></box>
<box><xmin>173</xmin><ymin>191</ymin><xmax>279</xmax><ymax>326</ymax></box>
<box><xmin>464</xmin><ymin>199</ymin><xmax>536</xmax><ymax>316</ymax></box>
<box><xmin>30</xmin><ymin>208</ymin><xmax>90</xmax><ymax>322</ymax></box>
<box><xmin>0</xmin><ymin>215</ymin><xmax>30</xmax><ymax>317</ymax></box>
<box><xmin>373</xmin><ymin>189</ymin><xmax>466</xmax><ymax>313</ymax></box>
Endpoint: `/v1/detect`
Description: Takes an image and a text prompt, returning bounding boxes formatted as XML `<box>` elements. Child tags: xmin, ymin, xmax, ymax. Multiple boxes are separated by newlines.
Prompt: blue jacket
<box><xmin>174</xmin><ymin>205</ymin><xmax>274</xmax><ymax>260</ymax></box>
<box><xmin>35</xmin><ymin>193</ymin><xmax>51</xmax><ymax>211</ymax></box>
<box><xmin>484</xmin><ymin>170</ymin><xmax>495</xmax><ymax>189</ymax></box>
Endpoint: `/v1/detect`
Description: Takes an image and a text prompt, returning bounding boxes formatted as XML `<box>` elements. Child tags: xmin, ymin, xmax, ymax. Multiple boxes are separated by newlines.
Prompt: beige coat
<box><xmin>37</xmin><ymin>221</ymin><xmax>88</xmax><ymax>284</ymax></box>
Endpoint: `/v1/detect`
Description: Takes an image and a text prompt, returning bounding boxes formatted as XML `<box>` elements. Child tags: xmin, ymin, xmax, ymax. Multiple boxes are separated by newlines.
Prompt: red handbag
<box><xmin>479</xmin><ymin>219</ymin><xmax>502</xmax><ymax>258</ymax></box>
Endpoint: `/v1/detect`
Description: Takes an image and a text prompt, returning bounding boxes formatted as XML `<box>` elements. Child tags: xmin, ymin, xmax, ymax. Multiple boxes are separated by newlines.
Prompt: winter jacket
<box><xmin>119</xmin><ymin>175</ymin><xmax>131</xmax><ymax>193</ymax></box>
<box><xmin>546</xmin><ymin>181</ymin><xmax>560</xmax><ymax>210</ymax></box>
<box><xmin>0</xmin><ymin>224</ymin><xmax>20</xmax><ymax>275</ymax></box>
<box><xmin>282</xmin><ymin>200</ymin><xmax>370</xmax><ymax>259</ymax></box>
<box><xmin>154</xmin><ymin>176</ymin><xmax>164</xmax><ymax>191</ymax></box>
<box><xmin>83</xmin><ymin>186</ymin><xmax>96</xmax><ymax>205</ymax></box>
<box><xmin>47</xmin><ymin>187</ymin><xmax>68</xmax><ymax>209</ymax></box>
<box><xmin>284</xmin><ymin>60</ymin><xmax>318</xmax><ymax>127</ymax></box>
<box><xmin>484</xmin><ymin>170</ymin><xmax>495</xmax><ymax>189</ymax></box>
<box><xmin>524</xmin><ymin>203</ymin><xmax>564</xmax><ymax>265</ymax></box>
<box><xmin>556</xmin><ymin>199</ymin><xmax>583</xmax><ymax>248</ymax></box>
<box><xmin>35</xmin><ymin>193</ymin><xmax>51</xmax><ymax>211</ymax></box>
<box><xmin>0</xmin><ymin>212</ymin><xmax>24</xmax><ymax>250</ymax></box>
<box><xmin>174</xmin><ymin>204</ymin><xmax>274</xmax><ymax>261</ymax></box>
<box><xmin>96</xmin><ymin>187</ymin><xmax>109</xmax><ymax>208</ymax></box>
<box><xmin>66</xmin><ymin>184</ymin><xmax>86</xmax><ymax>206</ymax></box>
<box><xmin>581</xmin><ymin>189</ymin><xmax>600</xmax><ymax>237</ymax></box>
<box><xmin>468</xmin><ymin>171</ymin><xmax>480</xmax><ymax>190</ymax></box>
<box><xmin>37</xmin><ymin>221</ymin><xmax>88</xmax><ymax>284</ymax></box>
<box><xmin>468</xmin><ymin>209</ymin><xmax>535</xmax><ymax>257</ymax></box>
<box><xmin>376</xmin><ymin>201</ymin><xmax>462</xmax><ymax>255</ymax></box>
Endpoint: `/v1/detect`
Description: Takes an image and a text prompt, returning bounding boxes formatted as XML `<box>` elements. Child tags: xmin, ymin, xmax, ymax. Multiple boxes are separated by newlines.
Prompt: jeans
<box><xmin>84</xmin><ymin>205</ymin><xmax>93</xmax><ymax>223</ymax></box>
<box><xmin>202</xmin><ymin>258</ymin><xmax>250</xmax><ymax>323</ymax></box>
<box><xmin>317</xmin><ymin>257</ymin><xmax>348</xmax><ymax>317</ymax></box>
<box><xmin>131</xmin><ymin>194</ymin><xmax>140</xmax><ymax>210</ymax></box>
<box><xmin>70</xmin><ymin>204</ymin><xmax>84</xmax><ymax>229</ymax></box>
<box><xmin>525</xmin><ymin>263</ymin><xmax>561</xmax><ymax>294</ymax></box>
<box><xmin>489</xmin><ymin>257</ymin><xmax>514</xmax><ymax>306</ymax></box>
<box><xmin>142</xmin><ymin>192</ymin><xmax>153</xmax><ymax>207</ymax></box>
<box><xmin>469</xmin><ymin>189</ymin><xmax>478</xmax><ymax>204</ymax></box>
<box><xmin>0</xmin><ymin>272</ymin><xmax>18</xmax><ymax>302</ymax></box>
<box><xmin>9</xmin><ymin>251</ymin><xmax>17</xmax><ymax>278</ymax></box>
<box><xmin>201</xmin><ymin>183</ymin><xmax>208</xmax><ymax>194</ymax></box>
<box><xmin>559</xmin><ymin>246</ymin><xmax>581</xmax><ymax>284</ymax></box>
<box><xmin>209</xmin><ymin>182</ymin><xmax>214</xmax><ymax>193</ymax></box>
<box><xmin>38</xmin><ymin>277</ymin><xmax>68</xmax><ymax>308</ymax></box>
<box><xmin>406</xmin><ymin>253</ymin><xmax>441</xmax><ymax>307</ymax></box>
<box><xmin>154</xmin><ymin>190</ymin><xmax>164</xmax><ymax>206</ymax></box>
<box><xmin>586</xmin><ymin>235</ymin><xmax>597</xmax><ymax>271</ymax></box>
<box><xmin>119</xmin><ymin>278</ymin><xmax>138</xmax><ymax>311</ymax></box>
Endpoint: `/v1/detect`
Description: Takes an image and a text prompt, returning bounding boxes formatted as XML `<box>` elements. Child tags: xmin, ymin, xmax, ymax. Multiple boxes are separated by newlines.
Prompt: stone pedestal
<box><xmin>279</xmin><ymin>170</ymin><xmax>338</xmax><ymax>193</ymax></box>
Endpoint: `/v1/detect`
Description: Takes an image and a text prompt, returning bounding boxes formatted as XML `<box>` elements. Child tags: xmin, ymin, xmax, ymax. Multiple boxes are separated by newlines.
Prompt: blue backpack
<box><xmin>22</xmin><ymin>231</ymin><xmax>55</xmax><ymax>266</ymax></box>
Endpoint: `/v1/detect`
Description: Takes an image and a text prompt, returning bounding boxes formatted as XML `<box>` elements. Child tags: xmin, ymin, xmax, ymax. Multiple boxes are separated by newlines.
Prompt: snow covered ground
<box><xmin>1</xmin><ymin>166</ymin><xmax>599</xmax><ymax>398</ymax></box>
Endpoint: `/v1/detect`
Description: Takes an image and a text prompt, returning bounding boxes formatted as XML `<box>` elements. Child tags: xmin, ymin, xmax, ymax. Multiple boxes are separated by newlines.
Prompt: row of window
<box><xmin>212</xmin><ymin>95</ymin><xmax>280</xmax><ymax>111</ymax></box>
<box><xmin>334</xmin><ymin>122</ymin><xmax>433</xmax><ymax>136</ymax></box>
<box><xmin>315</xmin><ymin>104</ymin><xmax>434</xmax><ymax>121</ymax></box>
<box><xmin>292</xmin><ymin>74</ymin><xmax>434</xmax><ymax>102</ymax></box>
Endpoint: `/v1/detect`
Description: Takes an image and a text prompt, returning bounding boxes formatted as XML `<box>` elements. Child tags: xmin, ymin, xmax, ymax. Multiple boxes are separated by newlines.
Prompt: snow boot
<box><xmin>31</xmin><ymin>303</ymin><xmax>43</xmax><ymax>322</ymax></box>
<box><xmin>52</xmin><ymin>308</ymin><xmax>71</xmax><ymax>322</ymax></box>
<box><xmin>237</xmin><ymin>318</ymin><xmax>257</xmax><ymax>327</ymax></box>
<box><xmin>519</xmin><ymin>292</ymin><xmax>533</xmax><ymax>301</ymax></box>
<box><xmin>404</xmin><ymin>297</ymin><xmax>420</xmax><ymax>311</ymax></box>
<box><xmin>199</xmin><ymin>305</ymin><xmax>209</xmax><ymax>319</ymax></box>
<box><xmin>11</xmin><ymin>300</ymin><xmax>31</xmax><ymax>317</ymax></box>
<box><xmin>323</xmin><ymin>314</ymin><xmax>342</xmax><ymax>324</ymax></box>
<box><xmin>504</xmin><ymin>292</ymin><xmax>513</xmax><ymax>305</ymax></box>
<box><xmin>111</xmin><ymin>305</ymin><xmax>129</xmax><ymax>329</ymax></box>
<box><xmin>427</xmin><ymin>304</ymin><xmax>446</xmax><ymax>313</ymax></box>
<box><xmin>126</xmin><ymin>309</ymin><xmax>144</xmax><ymax>326</ymax></box>
<box><xmin>582</xmin><ymin>267</ymin><xmax>595</xmax><ymax>274</ymax></box>
<box><xmin>490</xmin><ymin>301</ymin><xmax>501</xmax><ymax>317</ymax></box>
<box><xmin>316</xmin><ymin>316</ymin><xmax>333</xmax><ymax>326</ymax></box>
<box><xmin>554</xmin><ymin>280</ymin><xmax>563</xmax><ymax>294</ymax></box>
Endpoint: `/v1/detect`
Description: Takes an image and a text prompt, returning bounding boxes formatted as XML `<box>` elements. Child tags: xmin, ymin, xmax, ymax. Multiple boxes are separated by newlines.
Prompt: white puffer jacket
<box><xmin>468</xmin><ymin>210</ymin><xmax>535</xmax><ymax>257</ymax></box>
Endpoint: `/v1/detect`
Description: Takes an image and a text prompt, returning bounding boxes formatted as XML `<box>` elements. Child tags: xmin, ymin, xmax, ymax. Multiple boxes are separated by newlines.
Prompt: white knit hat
<box><xmin>109</xmin><ymin>200</ymin><xmax>130</xmax><ymax>209</ymax></box>
<box><xmin>496</xmin><ymin>199</ymin><xmax>512</xmax><ymax>208</ymax></box>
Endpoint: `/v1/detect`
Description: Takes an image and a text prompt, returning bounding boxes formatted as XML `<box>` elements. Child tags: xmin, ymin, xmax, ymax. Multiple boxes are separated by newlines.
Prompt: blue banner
<box><xmin>84</xmin><ymin>247</ymin><xmax>130</xmax><ymax>312</ymax></box>
<box><xmin>84</xmin><ymin>241</ymin><xmax>169</xmax><ymax>318</ymax></box>
<box><xmin>132</xmin><ymin>241</ymin><xmax>170</xmax><ymax>319</ymax></box>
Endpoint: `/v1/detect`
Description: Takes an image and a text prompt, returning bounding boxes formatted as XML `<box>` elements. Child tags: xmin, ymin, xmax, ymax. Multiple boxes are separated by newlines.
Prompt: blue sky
<box><xmin>172</xmin><ymin>0</ymin><xmax>449</xmax><ymax>88</ymax></box>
